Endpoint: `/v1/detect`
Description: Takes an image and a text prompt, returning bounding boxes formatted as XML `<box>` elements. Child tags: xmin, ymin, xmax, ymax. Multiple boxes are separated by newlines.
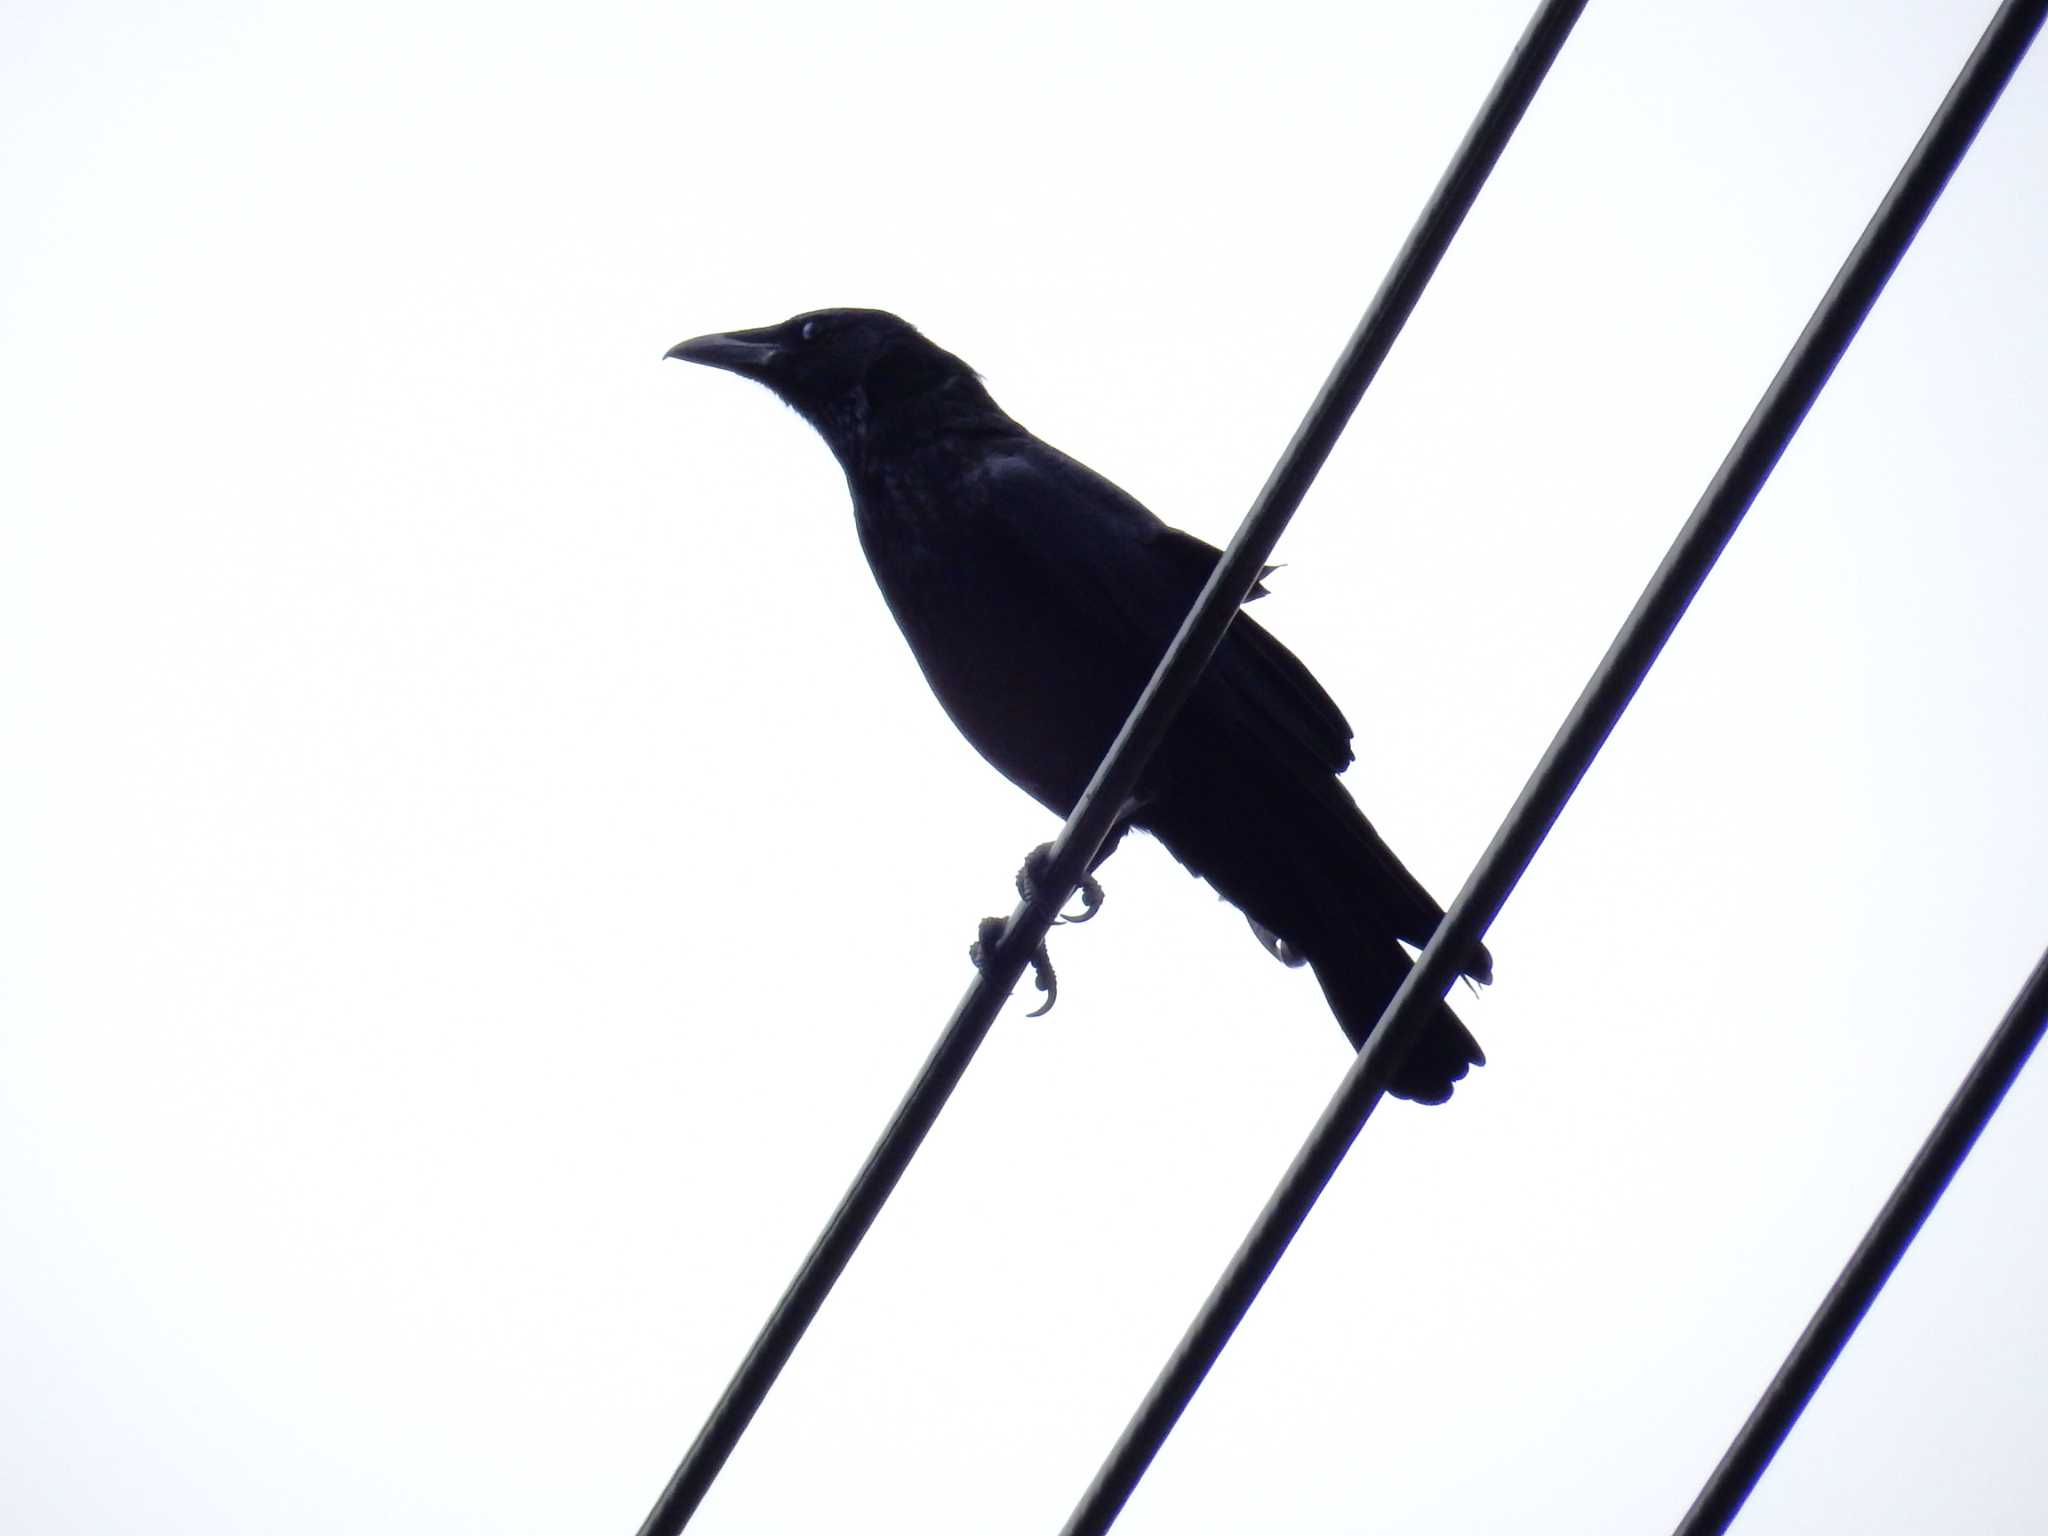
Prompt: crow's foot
<box><xmin>1019</xmin><ymin>842</ymin><xmax>1104</xmax><ymax>925</ymax></box>
<box><xmin>969</xmin><ymin>916</ymin><xmax>1059</xmax><ymax>1017</ymax></box>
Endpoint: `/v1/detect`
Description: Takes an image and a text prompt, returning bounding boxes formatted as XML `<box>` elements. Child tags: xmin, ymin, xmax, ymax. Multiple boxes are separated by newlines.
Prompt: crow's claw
<box><xmin>1022</xmin><ymin>942</ymin><xmax>1058</xmax><ymax>1016</ymax></box>
<box><xmin>1060</xmin><ymin>872</ymin><xmax>1105</xmax><ymax>924</ymax></box>
<box><xmin>970</xmin><ymin>916</ymin><xmax>1060</xmax><ymax>1017</ymax></box>
<box><xmin>1018</xmin><ymin>841</ymin><xmax>1107</xmax><ymax>925</ymax></box>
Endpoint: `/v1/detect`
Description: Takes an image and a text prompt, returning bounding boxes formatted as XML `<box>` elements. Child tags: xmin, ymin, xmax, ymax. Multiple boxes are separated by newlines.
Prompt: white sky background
<box><xmin>5</xmin><ymin>2</ymin><xmax>2046</xmax><ymax>1532</ymax></box>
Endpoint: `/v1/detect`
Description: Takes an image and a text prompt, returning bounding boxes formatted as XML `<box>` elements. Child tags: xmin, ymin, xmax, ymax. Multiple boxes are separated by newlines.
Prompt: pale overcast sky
<box><xmin>5</xmin><ymin>3</ymin><xmax>2046</xmax><ymax>1533</ymax></box>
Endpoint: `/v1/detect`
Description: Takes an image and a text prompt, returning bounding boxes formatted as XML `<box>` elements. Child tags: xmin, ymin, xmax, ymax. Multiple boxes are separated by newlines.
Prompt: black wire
<box><xmin>1672</xmin><ymin>945</ymin><xmax>2048</xmax><ymax>1536</ymax></box>
<box><xmin>632</xmin><ymin>4</ymin><xmax>1590</xmax><ymax>1530</ymax></box>
<box><xmin>1058</xmin><ymin>3</ymin><xmax>2048</xmax><ymax>1532</ymax></box>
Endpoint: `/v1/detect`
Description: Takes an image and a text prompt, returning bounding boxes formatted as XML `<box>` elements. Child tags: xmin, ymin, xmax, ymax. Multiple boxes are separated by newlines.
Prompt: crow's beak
<box><xmin>664</xmin><ymin>329</ymin><xmax>782</xmax><ymax>378</ymax></box>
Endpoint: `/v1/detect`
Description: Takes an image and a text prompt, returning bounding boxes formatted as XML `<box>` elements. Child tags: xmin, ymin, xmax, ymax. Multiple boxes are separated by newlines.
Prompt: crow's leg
<box><xmin>967</xmin><ymin>817</ymin><xmax>1137</xmax><ymax>1017</ymax></box>
<box><xmin>1018</xmin><ymin>842</ymin><xmax>1104</xmax><ymax>925</ymax></box>
<box><xmin>969</xmin><ymin>917</ymin><xmax>1061</xmax><ymax>1017</ymax></box>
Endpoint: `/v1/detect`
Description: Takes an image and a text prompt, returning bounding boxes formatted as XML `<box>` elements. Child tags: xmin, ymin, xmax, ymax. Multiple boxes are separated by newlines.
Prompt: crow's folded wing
<box><xmin>973</xmin><ymin>444</ymin><xmax>1462</xmax><ymax>953</ymax></box>
<box><xmin>975</xmin><ymin>446</ymin><xmax>1353</xmax><ymax>770</ymax></box>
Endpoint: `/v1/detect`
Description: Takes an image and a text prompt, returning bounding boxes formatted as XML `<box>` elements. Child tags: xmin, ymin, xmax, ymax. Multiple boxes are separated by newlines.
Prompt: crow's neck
<box><xmin>810</xmin><ymin>372</ymin><xmax>1020</xmax><ymax>478</ymax></box>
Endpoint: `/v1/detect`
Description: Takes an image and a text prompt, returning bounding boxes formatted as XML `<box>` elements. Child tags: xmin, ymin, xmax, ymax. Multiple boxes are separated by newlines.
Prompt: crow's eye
<box><xmin>799</xmin><ymin>318</ymin><xmax>824</xmax><ymax>343</ymax></box>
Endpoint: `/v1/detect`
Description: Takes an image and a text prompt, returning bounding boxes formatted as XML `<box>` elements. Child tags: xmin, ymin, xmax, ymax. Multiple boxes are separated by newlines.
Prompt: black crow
<box><xmin>665</xmin><ymin>308</ymin><xmax>1487</xmax><ymax>1103</ymax></box>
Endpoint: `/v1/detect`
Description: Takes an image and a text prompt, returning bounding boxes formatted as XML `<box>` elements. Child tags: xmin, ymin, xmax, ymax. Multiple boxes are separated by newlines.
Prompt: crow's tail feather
<box><xmin>1308</xmin><ymin>941</ymin><xmax>1485</xmax><ymax>1105</ymax></box>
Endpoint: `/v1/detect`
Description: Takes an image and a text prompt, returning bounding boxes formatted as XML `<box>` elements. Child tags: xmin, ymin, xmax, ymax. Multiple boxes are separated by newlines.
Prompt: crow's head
<box><xmin>665</xmin><ymin>308</ymin><xmax>992</xmax><ymax>462</ymax></box>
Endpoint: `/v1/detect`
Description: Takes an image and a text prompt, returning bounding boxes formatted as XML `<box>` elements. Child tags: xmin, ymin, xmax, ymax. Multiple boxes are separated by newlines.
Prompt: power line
<box><xmin>1057</xmin><ymin>3</ymin><xmax>2048</xmax><ymax>1531</ymax></box>
<box><xmin>1674</xmin><ymin>940</ymin><xmax>2048</xmax><ymax>1535</ymax></box>
<box><xmin>631</xmin><ymin>3</ymin><xmax>1589</xmax><ymax>1530</ymax></box>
